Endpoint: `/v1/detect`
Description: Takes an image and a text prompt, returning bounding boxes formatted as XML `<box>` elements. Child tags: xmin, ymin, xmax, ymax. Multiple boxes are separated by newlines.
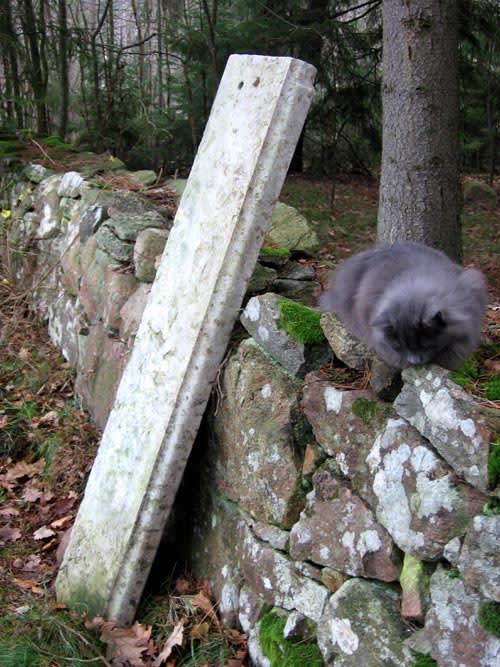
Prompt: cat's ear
<box><xmin>427</xmin><ymin>310</ymin><xmax>446</xmax><ymax>328</ymax></box>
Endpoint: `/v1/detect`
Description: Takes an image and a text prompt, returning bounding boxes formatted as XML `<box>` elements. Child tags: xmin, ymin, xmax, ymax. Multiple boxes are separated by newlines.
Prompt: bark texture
<box><xmin>378</xmin><ymin>0</ymin><xmax>461</xmax><ymax>261</ymax></box>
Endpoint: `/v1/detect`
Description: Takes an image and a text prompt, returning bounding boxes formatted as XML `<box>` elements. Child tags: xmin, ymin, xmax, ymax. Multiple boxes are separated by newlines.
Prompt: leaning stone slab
<box><xmin>407</xmin><ymin>567</ymin><xmax>500</xmax><ymax>667</ymax></box>
<box><xmin>320</xmin><ymin>311</ymin><xmax>373</xmax><ymax>370</ymax></box>
<box><xmin>56</xmin><ymin>54</ymin><xmax>316</xmax><ymax>624</ymax></box>
<box><xmin>394</xmin><ymin>365</ymin><xmax>492</xmax><ymax>492</ymax></box>
<box><xmin>317</xmin><ymin>578</ymin><xmax>413</xmax><ymax>667</ymax></box>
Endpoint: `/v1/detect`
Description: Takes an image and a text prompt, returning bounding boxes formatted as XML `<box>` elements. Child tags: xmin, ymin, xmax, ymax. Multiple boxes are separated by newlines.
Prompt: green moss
<box><xmin>488</xmin><ymin>438</ymin><xmax>500</xmax><ymax>488</ymax></box>
<box><xmin>483</xmin><ymin>497</ymin><xmax>500</xmax><ymax>515</ymax></box>
<box><xmin>451</xmin><ymin>358</ymin><xmax>478</xmax><ymax>388</ymax></box>
<box><xmin>478</xmin><ymin>601</ymin><xmax>500</xmax><ymax>637</ymax></box>
<box><xmin>411</xmin><ymin>652</ymin><xmax>438</xmax><ymax>667</ymax></box>
<box><xmin>260</xmin><ymin>245</ymin><xmax>292</xmax><ymax>258</ymax></box>
<box><xmin>352</xmin><ymin>397</ymin><xmax>381</xmax><ymax>425</ymax></box>
<box><xmin>39</xmin><ymin>135</ymin><xmax>75</xmax><ymax>152</ymax></box>
<box><xmin>485</xmin><ymin>376</ymin><xmax>500</xmax><ymax>401</ymax></box>
<box><xmin>259</xmin><ymin>609</ymin><xmax>323</xmax><ymax>667</ymax></box>
<box><xmin>276</xmin><ymin>298</ymin><xmax>325</xmax><ymax>344</ymax></box>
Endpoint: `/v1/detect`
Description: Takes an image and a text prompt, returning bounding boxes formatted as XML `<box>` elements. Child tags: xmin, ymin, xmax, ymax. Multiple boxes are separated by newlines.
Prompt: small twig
<box><xmin>27</xmin><ymin>137</ymin><xmax>57</xmax><ymax>166</ymax></box>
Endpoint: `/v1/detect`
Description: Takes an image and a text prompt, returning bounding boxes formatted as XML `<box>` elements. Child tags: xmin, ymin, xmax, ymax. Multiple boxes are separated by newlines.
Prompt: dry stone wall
<box><xmin>1</xmin><ymin>160</ymin><xmax>499</xmax><ymax>667</ymax></box>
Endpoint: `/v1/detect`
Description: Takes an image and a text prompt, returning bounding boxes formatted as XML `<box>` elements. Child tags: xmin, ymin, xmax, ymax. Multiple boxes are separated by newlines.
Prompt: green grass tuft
<box><xmin>411</xmin><ymin>652</ymin><xmax>438</xmax><ymax>667</ymax></box>
<box><xmin>259</xmin><ymin>609</ymin><xmax>323</xmax><ymax>667</ymax></box>
<box><xmin>276</xmin><ymin>298</ymin><xmax>325</xmax><ymax>344</ymax></box>
<box><xmin>485</xmin><ymin>376</ymin><xmax>500</xmax><ymax>401</ymax></box>
<box><xmin>451</xmin><ymin>358</ymin><xmax>478</xmax><ymax>388</ymax></box>
<box><xmin>478</xmin><ymin>602</ymin><xmax>500</xmax><ymax>637</ymax></box>
<box><xmin>488</xmin><ymin>438</ymin><xmax>500</xmax><ymax>488</ymax></box>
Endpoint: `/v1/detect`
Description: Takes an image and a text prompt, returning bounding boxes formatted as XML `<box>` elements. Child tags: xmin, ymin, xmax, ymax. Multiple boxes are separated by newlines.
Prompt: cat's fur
<box><xmin>318</xmin><ymin>241</ymin><xmax>487</xmax><ymax>370</ymax></box>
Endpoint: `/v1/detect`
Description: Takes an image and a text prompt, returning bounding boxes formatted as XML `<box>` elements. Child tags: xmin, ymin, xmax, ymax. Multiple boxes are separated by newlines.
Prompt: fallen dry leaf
<box><xmin>22</xmin><ymin>485</ymin><xmax>44</xmax><ymax>502</ymax></box>
<box><xmin>100</xmin><ymin>620</ymin><xmax>154</xmax><ymax>667</ymax></box>
<box><xmin>0</xmin><ymin>505</ymin><xmax>20</xmax><ymax>519</ymax></box>
<box><xmin>153</xmin><ymin>620</ymin><xmax>184</xmax><ymax>667</ymax></box>
<box><xmin>0</xmin><ymin>525</ymin><xmax>22</xmax><ymax>544</ymax></box>
<box><xmin>192</xmin><ymin>590</ymin><xmax>221</xmax><ymax>631</ymax></box>
<box><xmin>37</xmin><ymin>410</ymin><xmax>59</xmax><ymax>426</ymax></box>
<box><xmin>13</xmin><ymin>577</ymin><xmax>45</xmax><ymax>596</ymax></box>
<box><xmin>3</xmin><ymin>459</ymin><xmax>44</xmax><ymax>481</ymax></box>
<box><xmin>50</xmin><ymin>514</ymin><xmax>74</xmax><ymax>531</ymax></box>
<box><xmin>33</xmin><ymin>525</ymin><xmax>56</xmax><ymax>540</ymax></box>
<box><xmin>0</xmin><ymin>414</ymin><xmax>8</xmax><ymax>428</ymax></box>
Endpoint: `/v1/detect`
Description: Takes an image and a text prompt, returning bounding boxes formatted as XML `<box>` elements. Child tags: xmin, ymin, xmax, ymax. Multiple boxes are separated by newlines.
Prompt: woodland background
<box><xmin>0</xmin><ymin>0</ymin><xmax>498</xmax><ymax>181</ymax></box>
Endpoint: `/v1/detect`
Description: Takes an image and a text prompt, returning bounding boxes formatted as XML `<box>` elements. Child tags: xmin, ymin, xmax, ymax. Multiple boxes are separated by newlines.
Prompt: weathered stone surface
<box><xmin>290</xmin><ymin>468</ymin><xmax>400</xmax><ymax>581</ymax></box>
<box><xmin>317</xmin><ymin>578</ymin><xmax>413</xmax><ymax>667</ymax></box>
<box><xmin>366</xmin><ymin>418</ymin><xmax>487</xmax><ymax>560</ymax></box>
<box><xmin>60</xmin><ymin>238</ymin><xmax>81</xmax><ymax>296</ymax></box>
<box><xmin>79</xmin><ymin>203</ymin><xmax>108</xmax><ymax>242</ymax></box>
<box><xmin>369</xmin><ymin>357</ymin><xmax>402</xmax><ymax>401</ymax></box>
<box><xmin>214</xmin><ymin>339</ymin><xmax>305</xmax><ymax>528</ymax></box>
<box><xmin>458</xmin><ymin>515</ymin><xmax>500</xmax><ymax>601</ymax></box>
<box><xmin>239</xmin><ymin>520</ymin><xmax>329</xmax><ymax>622</ymax></box>
<box><xmin>24</xmin><ymin>162</ymin><xmax>54</xmax><ymax>183</ymax></box>
<box><xmin>241</xmin><ymin>293</ymin><xmax>328</xmax><ymax>376</ymax></box>
<box><xmin>282</xmin><ymin>261</ymin><xmax>316</xmax><ymax>281</ymax></box>
<box><xmin>265</xmin><ymin>202</ymin><xmax>320</xmax><ymax>256</ymax></box>
<box><xmin>133</xmin><ymin>228</ymin><xmax>169</xmax><ymax>282</ymax></box>
<box><xmin>35</xmin><ymin>175</ymin><xmax>62</xmax><ymax>239</ymax></box>
<box><xmin>247</xmin><ymin>263</ymin><xmax>278</xmax><ymax>293</ymax></box>
<box><xmin>320</xmin><ymin>312</ymin><xmax>373</xmax><ymax>370</ymax></box>
<box><xmin>129</xmin><ymin>170</ymin><xmax>157</xmax><ymax>187</ymax></box>
<box><xmin>79</xmin><ymin>246</ymin><xmax>115</xmax><ymax>322</ymax></box>
<box><xmin>250</xmin><ymin>521</ymin><xmax>289</xmax><ymax>551</ymax></box>
<box><xmin>94</xmin><ymin>225</ymin><xmax>133</xmax><ymax>263</ymax></box>
<box><xmin>47</xmin><ymin>291</ymin><xmax>82</xmax><ymax>367</ymax></box>
<box><xmin>400</xmin><ymin>554</ymin><xmax>429</xmax><ymax>623</ymax></box>
<box><xmin>56</xmin><ymin>55</ymin><xmax>317</xmax><ymax>623</ymax></box>
<box><xmin>58</xmin><ymin>171</ymin><xmax>84</xmax><ymax>198</ymax></box>
<box><xmin>102</xmin><ymin>268</ymin><xmax>138</xmax><ymax>332</ymax></box>
<box><xmin>241</xmin><ymin>293</ymin><xmax>307</xmax><ymax>375</ymax></box>
<box><xmin>119</xmin><ymin>283</ymin><xmax>151</xmax><ymax>340</ymax></box>
<box><xmin>395</xmin><ymin>365</ymin><xmax>492</xmax><ymax>492</ymax></box>
<box><xmin>321</xmin><ymin>568</ymin><xmax>350</xmax><ymax>593</ymax></box>
<box><xmin>105</xmin><ymin>211</ymin><xmax>166</xmax><ymax>242</ymax></box>
<box><xmin>239</xmin><ymin>588</ymin><xmax>270</xmax><ymax>667</ymax></box>
<box><xmin>407</xmin><ymin>568</ymin><xmax>500</xmax><ymax>667</ymax></box>
<box><xmin>75</xmin><ymin>323</ymin><xmax>128</xmax><ymax>429</ymax></box>
<box><xmin>272</xmin><ymin>278</ymin><xmax>320</xmax><ymax>305</ymax></box>
<box><xmin>301</xmin><ymin>374</ymin><xmax>391</xmax><ymax>484</ymax></box>
<box><xmin>107</xmin><ymin>190</ymin><xmax>167</xmax><ymax>223</ymax></box>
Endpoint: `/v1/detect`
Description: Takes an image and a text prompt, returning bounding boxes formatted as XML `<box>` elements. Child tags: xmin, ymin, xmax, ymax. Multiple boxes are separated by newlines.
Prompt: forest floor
<box><xmin>0</xmin><ymin>167</ymin><xmax>499</xmax><ymax>666</ymax></box>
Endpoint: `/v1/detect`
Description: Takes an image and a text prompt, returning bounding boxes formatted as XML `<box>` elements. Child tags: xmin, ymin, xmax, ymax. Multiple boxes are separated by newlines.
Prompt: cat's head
<box><xmin>370</xmin><ymin>307</ymin><xmax>449</xmax><ymax>368</ymax></box>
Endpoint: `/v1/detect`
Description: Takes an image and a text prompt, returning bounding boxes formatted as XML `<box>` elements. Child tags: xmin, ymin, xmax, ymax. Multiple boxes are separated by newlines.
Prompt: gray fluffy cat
<box><xmin>318</xmin><ymin>241</ymin><xmax>487</xmax><ymax>370</ymax></box>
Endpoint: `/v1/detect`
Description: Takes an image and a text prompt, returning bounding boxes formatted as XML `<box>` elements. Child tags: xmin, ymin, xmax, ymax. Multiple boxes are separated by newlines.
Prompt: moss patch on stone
<box><xmin>260</xmin><ymin>245</ymin><xmax>292</xmax><ymax>258</ymax></box>
<box><xmin>488</xmin><ymin>437</ymin><xmax>500</xmax><ymax>488</ymax></box>
<box><xmin>259</xmin><ymin>609</ymin><xmax>322</xmax><ymax>667</ymax></box>
<box><xmin>276</xmin><ymin>298</ymin><xmax>325</xmax><ymax>344</ymax></box>
<box><xmin>411</xmin><ymin>652</ymin><xmax>438</xmax><ymax>667</ymax></box>
<box><xmin>352</xmin><ymin>397</ymin><xmax>380</xmax><ymax>426</ymax></box>
<box><xmin>478</xmin><ymin>601</ymin><xmax>500</xmax><ymax>637</ymax></box>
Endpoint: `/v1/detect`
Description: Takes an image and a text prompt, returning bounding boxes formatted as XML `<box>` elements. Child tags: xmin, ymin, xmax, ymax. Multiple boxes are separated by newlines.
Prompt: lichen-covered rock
<box><xmin>94</xmin><ymin>225</ymin><xmax>133</xmax><ymax>263</ymax></box>
<box><xmin>290</xmin><ymin>469</ymin><xmax>400</xmax><ymax>581</ymax></box>
<box><xmin>240</xmin><ymin>293</ymin><xmax>328</xmax><ymax>377</ymax></box>
<box><xmin>408</xmin><ymin>567</ymin><xmax>500</xmax><ymax>667</ymax></box>
<box><xmin>23</xmin><ymin>162</ymin><xmax>54</xmax><ymax>183</ymax></box>
<box><xmin>272</xmin><ymin>278</ymin><xmax>321</xmax><ymax>306</ymax></box>
<box><xmin>458</xmin><ymin>515</ymin><xmax>500</xmax><ymax>601</ymax></box>
<box><xmin>213</xmin><ymin>339</ymin><xmax>305</xmax><ymax>528</ymax></box>
<box><xmin>129</xmin><ymin>170</ymin><xmax>157</xmax><ymax>187</ymax></box>
<box><xmin>247</xmin><ymin>263</ymin><xmax>278</xmax><ymax>293</ymax></box>
<box><xmin>317</xmin><ymin>578</ymin><xmax>413</xmax><ymax>667</ymax></box>
<box><xmin>320</xmin><ymin>312</ymin><xmax>373</xmax><ymax>370</ymax></box>
<box><xmin>104</xmin><ymin>211</ymin><xmax>166</xmax><ymax>242</ymax></box>
<box><xmin>60</xmin><ymin>238</ymin><xmax>81</xmax><ymax>296</ymax></box>
<box><xmin>281</xmin><ymin>261</ymin><xmax>316</xmax><ymax>281</ymax></box>
<box><xmin>47</xmin><ymin>291</ymin><xmax>82</xmax><ymax>366</ymax></box>
<box><xmin>301</xmin><ymin>375</ymin><xmax>392</xmax><ymax>485</ymax></box>
<box><xmin>79</xmin><ymin>203</ymin><xmax>108</xmax><ymax>242</ymax></box>
<box><xmin>79</xmin><ymin>245</ymin><xmax>116</xmax><ymax>322</ymax></box>
<box><xmin>35</xmin><ymin>175</ymin><xmax>62</xmax><ymax>239</ymax></box>
<box><xmin>75</xmin><ymin>323</ymin><xmax>128</xmax><ymax>429</ymax></box>
<box><xmin>239</xmin><ymin>520</ymin><xmax>329</xmax><ymax>622</ymax></box>
<box><xmin>265</xmin><ymin>202</ymin><xmax>320</xmax><ymax>256</ymax></box>
<box><xmin>367</xmin><ymin>418</ymin><xmax>487</xmax><ymax>560</ymax></box>
<box><xmin>58</xmin><ymin>171</ymin><xmax>84</xmax><ymax>198</ymax></box>
<box><xmin>394</xmin><ymin>365</ymin><xmax>492</xmax><ymax>492</ymax></box>
<box><xmin>133</xmin><ymin>227</ymin><xmax>169</xmax><ymax>282</ymax></box>
<box><xmin>102</xmin><ymin>267</ymin><xmax>138</xmax><ymax>332</ymax></box>
<box><xmin>119</xmin><ymin>283</ymin><xmax>151</xmax><ymax>340</ymax></box>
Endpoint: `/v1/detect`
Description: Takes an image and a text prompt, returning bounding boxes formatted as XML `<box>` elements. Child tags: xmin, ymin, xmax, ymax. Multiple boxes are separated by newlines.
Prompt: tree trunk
<box><xmin>58</xmin><ymin>0</ymin><xmax>69</xmax><ymax>139</ymax></box>
<box><xmin>378</xmin><ymin>0</ymin><xmax>461</xmax><ymax>261</ymax></box>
